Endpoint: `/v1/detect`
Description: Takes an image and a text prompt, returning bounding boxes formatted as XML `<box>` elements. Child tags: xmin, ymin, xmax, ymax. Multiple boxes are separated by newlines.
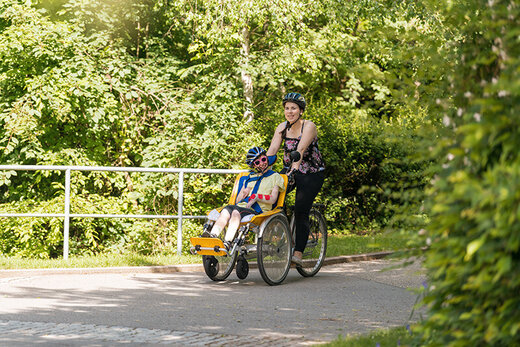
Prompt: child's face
<box><xmin>253</xmin><ymin>155</ymin><xmax>269</xmax><ymax>172</ymax></box>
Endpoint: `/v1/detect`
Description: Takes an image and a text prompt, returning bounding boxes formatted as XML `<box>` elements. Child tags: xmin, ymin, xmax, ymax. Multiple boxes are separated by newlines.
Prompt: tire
<box><xmin>235</xmin><ymin>255</ymin><xmax>249</xmax><ymax>280</ymax></box>
<box><xmin>296</xmin><ymin>209</ymin><xmax>327</xmax><ymax>277</ymax></box>
<box><xmin>258</xmin><ymin>214</ymin><xmax>292</xmax><ymax>286</ymax></box>
<box><xmin>202</xmin><ymin>250</ymin><xmax>237</xmax><ymax>281</ymax></box>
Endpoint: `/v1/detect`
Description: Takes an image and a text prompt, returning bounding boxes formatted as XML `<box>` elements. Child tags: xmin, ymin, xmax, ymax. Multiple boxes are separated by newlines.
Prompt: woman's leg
<box><xmin>293</xmin><ymin>171</ymin><xmax>325</xmax><ymax>254</ymax></box>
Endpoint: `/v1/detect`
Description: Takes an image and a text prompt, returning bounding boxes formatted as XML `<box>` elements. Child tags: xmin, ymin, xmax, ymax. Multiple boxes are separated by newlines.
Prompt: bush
<box><xmin>418</xmin><ymin>0</ymin><xmax>520</xmax><ymax>345</ymax></box>
<box><xmin>311</xmin><ymin>101</ymin><xmax>428</xmax><ymax>233</ymax></box>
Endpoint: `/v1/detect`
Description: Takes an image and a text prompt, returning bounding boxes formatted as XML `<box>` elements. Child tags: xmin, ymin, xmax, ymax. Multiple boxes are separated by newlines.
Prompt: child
<box><xmin>202</xmin><ymin>147</ymin><xmax>285</xmax><ymax>244</ymax></box>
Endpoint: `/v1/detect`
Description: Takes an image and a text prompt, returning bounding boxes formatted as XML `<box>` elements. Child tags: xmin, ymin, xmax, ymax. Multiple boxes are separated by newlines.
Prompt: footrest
<box><xmin>190</xmin><ymin>237</ymin><xmax>228</xmax><ymax>256</ymax></box>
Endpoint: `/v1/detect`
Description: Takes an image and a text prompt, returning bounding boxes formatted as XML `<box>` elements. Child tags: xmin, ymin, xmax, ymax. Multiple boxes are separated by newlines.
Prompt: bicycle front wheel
<box><xmin>203</xmin><ymin>250</ymin><xmax>237</xmax><ymax>281</ymax></box>
<box><xmin>258</xmin><ymin>215</ymin><xmax>292</xmax><ymax>286</ymax></box>
<box><xmin>296</xmin><ymin>208</ymin><xmax>327</xmax><ymax>277</ymax></box>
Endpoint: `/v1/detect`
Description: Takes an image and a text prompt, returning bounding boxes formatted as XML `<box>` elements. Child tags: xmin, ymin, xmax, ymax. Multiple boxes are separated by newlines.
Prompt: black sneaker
<box><xmin>201</xmin><ymin>231</ymin><xmax>215</xmax><ymax>238</ymax></box>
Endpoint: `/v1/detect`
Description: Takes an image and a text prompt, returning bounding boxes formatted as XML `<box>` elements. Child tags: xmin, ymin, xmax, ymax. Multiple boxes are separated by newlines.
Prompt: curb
<box><xmin>323</xmin><ymin>251</ymin><xmax>393</xmax><ymax>265</ymax></box>
<box><xmin>0</xmin><ymin>251</ymin><xmax>393</xmax><ymax>278</ymax></box>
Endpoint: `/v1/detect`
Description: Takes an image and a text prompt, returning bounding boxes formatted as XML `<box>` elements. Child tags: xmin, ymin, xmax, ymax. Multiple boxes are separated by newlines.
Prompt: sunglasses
<box><xmin>253</xmin><ymin>156</ymin><xmax>267</xmax><ymax>166</ymax></box>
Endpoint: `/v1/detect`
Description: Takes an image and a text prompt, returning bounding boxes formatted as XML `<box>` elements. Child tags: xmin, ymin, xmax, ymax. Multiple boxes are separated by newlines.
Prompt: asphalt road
<box><xmin>0</xmin><ymin>258</ymin><xmax>425</xmax><ymax>346</ymax></box>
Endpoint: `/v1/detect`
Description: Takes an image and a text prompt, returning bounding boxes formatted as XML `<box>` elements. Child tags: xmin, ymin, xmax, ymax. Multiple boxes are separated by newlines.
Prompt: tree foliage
<box><xmin>416</xmin><ymin>0</ymin><xmax>520</xmax><ymax>345</ymax></box>
<box><xmin>2</xmin><ymin>0</ymin><xmax>517</xmax><ymax>344</ymax></box>
<box><xmin>1</xmin><ymin>0</ymin><xmax>441</xmax><ymax>256</ymax></box>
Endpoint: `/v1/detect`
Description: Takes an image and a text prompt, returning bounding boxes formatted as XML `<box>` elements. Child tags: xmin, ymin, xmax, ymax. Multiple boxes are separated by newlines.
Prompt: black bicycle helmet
<box><xmin>282</xmin><ymin>92</ymin><xmax>306</xmax><ymax>111</ymax></box>
<box><xmin>246</xmin><ymin>146</ymin><xmax>267</xmax><ymax>167</ymax></box>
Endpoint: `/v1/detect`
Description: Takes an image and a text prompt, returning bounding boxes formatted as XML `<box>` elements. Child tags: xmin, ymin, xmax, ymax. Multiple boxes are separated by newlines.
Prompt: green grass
<box><xmin>0</xmin><ymin>253</ymin><xmax>200</xmax><ymax>270</ymax></box>
<box><xmin>0</xmin><ymin>232</ymin><xmax>407</xmax><ymax>270</ymax></box>
<box><xmin>326</xmin><ymin>232</ymin><xmax>409</xmax><ymax>257</ymax></box>
<box><xmin>323</xmin><ymin>326</ymin><xmax>415</xmax><ymax>347</ymax></box>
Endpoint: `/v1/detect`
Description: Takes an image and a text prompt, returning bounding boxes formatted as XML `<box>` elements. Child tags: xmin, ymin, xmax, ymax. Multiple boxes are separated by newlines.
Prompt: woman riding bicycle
<box><xmin>266</xmin><ymin>92</ymin><xmax>325</xmax><ymax>266</ymax></box>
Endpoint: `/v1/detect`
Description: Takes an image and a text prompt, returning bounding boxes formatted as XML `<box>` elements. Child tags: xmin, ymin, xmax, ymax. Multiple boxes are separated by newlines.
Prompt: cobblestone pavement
<box><xmin>0</xmin><ymin>259</ymin><xmax>425</xmax><ymax>346</ymax></box>
<box><xmin>0</xmin><ymin>319</ymin><xmax>305</xmax><ymax>346</ymax></box>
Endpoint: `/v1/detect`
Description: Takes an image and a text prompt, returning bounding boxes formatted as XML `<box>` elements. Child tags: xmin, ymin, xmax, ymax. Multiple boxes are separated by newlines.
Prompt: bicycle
<box><xmin>190</xmin><ymin>151</ymin><xmax>327</xmax><ymax>285</ymax></box>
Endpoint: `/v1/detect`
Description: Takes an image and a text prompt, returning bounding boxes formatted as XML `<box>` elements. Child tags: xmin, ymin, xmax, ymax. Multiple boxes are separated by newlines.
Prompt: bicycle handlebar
<box><xmin>289</xmin><ymin>150</ymin><xmax>301</xmax><ymax>162</ymax></box>
<box><xmin>284</xmin><ymin>151</ymin><xmax>301</xmax><ymax>186</ymax></box>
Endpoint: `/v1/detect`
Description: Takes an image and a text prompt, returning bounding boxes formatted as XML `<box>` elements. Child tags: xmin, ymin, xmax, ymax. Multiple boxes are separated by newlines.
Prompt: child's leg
<box><xmin>211</xmin><ymin>209</ymin><xmax>231</xmax><ymax>237</ymax></box>
<box><xmin>224</xmin><ymin>210</ymin><xmax>242</xmax><ymax>242</ymax></box>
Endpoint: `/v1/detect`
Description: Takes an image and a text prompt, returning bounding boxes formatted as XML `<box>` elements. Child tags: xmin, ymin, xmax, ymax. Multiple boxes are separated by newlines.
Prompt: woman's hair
<box><xmin>279</xmin><ymin>121</ymin><xmax>290</xmax><ymax>140</ymax></box>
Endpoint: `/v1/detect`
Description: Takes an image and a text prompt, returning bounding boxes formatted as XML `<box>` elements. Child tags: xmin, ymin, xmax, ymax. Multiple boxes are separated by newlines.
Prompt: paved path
<box><xmin>0</xmin><ymin>259</ymin><xmax>425</xmax><ymax>346</ymax></box>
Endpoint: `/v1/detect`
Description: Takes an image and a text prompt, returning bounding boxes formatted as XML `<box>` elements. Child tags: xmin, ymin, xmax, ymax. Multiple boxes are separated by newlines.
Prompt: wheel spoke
<box><xmin>258</xmin><ymin>215</ymin><xmax>291</xmax><ymax>285</ymax></box>
<box><xmin>297</xmin><ymin>209</ymin><xmax>327</xmax><ymax>277</ymax></box>
<box><xmin>203</xmin><ymin>249</ymin><xmax>237</xmax><ymax>281</ymax></box>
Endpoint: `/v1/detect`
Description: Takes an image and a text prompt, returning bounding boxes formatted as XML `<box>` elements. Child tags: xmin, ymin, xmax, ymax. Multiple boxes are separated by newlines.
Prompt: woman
<box><xmin>266</xmin><ymin>92</ymin><xmax>325</xmax><ymax>265</ymax></box>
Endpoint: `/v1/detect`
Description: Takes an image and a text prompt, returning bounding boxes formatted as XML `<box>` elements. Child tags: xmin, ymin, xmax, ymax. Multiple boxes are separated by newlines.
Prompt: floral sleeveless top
<box><xmin>283</xmin><ymin>121</ymin><xmax>325</xmax><ymax>174</ymax></box>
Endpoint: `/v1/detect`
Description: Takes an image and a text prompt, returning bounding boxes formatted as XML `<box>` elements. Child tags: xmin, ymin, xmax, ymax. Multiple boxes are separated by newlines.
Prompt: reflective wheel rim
<box><xmin>298</xmin><ymin>211</ymin><xmax>327</xmax><ymax>276</ymax></box>
<box><xmin>214</xmin><ymin>253</ymin><xmax>235</xmax><ymax>279</ymax></box>
<box><xmin>260</xmin><ymin>218</ymin><xmax>291</xmax><ymax>283</ymax></box>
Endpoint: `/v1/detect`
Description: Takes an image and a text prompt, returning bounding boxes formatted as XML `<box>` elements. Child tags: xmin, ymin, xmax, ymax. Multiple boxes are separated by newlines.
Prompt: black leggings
<box><xmin>290</xmin><ymin>171</ymin><xmax>325</xmax><ymax>253</ymax></box>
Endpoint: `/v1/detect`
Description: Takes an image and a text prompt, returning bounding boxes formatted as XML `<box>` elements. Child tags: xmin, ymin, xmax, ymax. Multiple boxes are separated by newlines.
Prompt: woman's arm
<box><xmin>291</xmin><ymin>121</ymin><xmax>318</xmax><ymax>171</ymax></box>
<box><xmin>266</xmin><ymin>122</ymin><xmax>286</xmax><ymax>156</ymax></box>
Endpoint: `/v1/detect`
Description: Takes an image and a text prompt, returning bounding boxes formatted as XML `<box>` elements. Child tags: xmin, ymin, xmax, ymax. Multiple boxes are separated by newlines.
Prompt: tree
<box><xmin>161</xmin><ymin>0</ymin><xmax>327</xmax><ymax>121</ymax></box>
<box><xmin>0</xmin><ymin>0</ymin><xmax>185</xmax><ymax>256</ymax></box>
<box><xmin>0</xmin><ymin>0</ymin><xmax>447</xmax><ymax>256</ymax></box>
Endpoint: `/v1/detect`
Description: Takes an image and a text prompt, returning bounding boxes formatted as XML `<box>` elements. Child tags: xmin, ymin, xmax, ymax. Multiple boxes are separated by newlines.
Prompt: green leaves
<box><xmin>464</xmin><ymin>237</ymin><xmax>484</xmax><ymax>261</ymax></box>
<box><xmin>417</xmin><ymin>0</ymin><xmax>520</xmax><ymax>345</ymax></box>
<box><xmin>0</xmin><ymin>0</ymin><xmax>452</xmax><ymax>257</ymax></box>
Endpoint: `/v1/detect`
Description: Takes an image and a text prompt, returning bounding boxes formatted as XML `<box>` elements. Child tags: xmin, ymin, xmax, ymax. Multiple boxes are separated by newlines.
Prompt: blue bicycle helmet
<box><xmin>283</xmin><ymin>92</ymin><xmax>306</xmax><ymax>111</ymax></box>
<box><xmin>246</xmin><ymin>146</ymin><xmax>267</xmax><ymax>167</ymax></box>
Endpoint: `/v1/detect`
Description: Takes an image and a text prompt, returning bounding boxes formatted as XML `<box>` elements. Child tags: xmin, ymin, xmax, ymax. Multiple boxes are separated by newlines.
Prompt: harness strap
<box><xmin>237</xmin><ymin>170</ymin><xmax>275</xmax><ymax>213</ymax></box>
<box><xmin>235</xmin><ymin>171</ymin><xmax>258</xmax><ymax>202</ymax></box>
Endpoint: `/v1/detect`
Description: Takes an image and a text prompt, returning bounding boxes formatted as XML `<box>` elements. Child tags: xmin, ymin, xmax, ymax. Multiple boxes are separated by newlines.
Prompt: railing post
<box><xmin>63</xmin><ymin>168</ymin><xmax>71</xmax><ymax>260</ymax></box>
<box><xmin>177</xmin><ymin>171</ymin><xmax>184</xmax><ymax>255</ymax></box>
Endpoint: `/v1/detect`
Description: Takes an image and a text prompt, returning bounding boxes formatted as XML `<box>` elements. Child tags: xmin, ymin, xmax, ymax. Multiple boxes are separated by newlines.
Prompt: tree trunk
<box><xmin>241</xmin><ymin>26</ymin><xmax>254</xmax><ymax>123</ymax></box>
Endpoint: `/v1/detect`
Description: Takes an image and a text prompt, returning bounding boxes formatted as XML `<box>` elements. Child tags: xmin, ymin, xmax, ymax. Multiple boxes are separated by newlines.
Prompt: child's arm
<box><xmin>236</xmin><ymin>186</ymin><xmax>251</xmax><ymax>204</ymax></box>
<box><xmin>246</xmin><ymin>186</ymin><xmax>280</xmax><ymax>209</ymax></box>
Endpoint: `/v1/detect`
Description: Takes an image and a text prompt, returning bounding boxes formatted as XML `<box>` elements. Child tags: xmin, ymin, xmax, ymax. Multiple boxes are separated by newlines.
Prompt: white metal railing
<box><xmin>0</xmin><ymin>165</ymin><xmax>247</xmax><ymax>259</ymax></box>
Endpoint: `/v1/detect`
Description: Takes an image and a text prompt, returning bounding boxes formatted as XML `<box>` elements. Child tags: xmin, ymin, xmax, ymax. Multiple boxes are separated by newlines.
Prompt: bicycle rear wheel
<box><xmin>257</xmin><ymin>215</ymin><xmax>292</xmax><ymax>286</ymax></box>
<box><xmin>296</xmin><ymin>208</ymin><xmax>327</xmax><ymax>277</ymax></box>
